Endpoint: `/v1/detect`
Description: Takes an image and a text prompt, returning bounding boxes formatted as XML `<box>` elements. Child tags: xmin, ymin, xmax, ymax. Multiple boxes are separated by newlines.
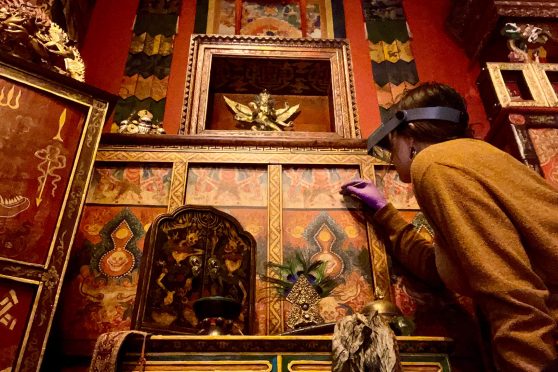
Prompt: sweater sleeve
<box><xmin>373</xmin><ymin>203</ymin><xmax>443</xmax><ymax>288</ymax></box>
<box><xmin>413</xmin><ymin>162</ymin><xmax>557</xmax><ymax>372</ymax></box>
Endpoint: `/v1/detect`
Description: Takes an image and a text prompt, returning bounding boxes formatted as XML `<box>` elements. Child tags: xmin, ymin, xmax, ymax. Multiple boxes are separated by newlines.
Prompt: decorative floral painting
<box><xmin>282</xmin><ymin>209</ymin><xmax>374</xmax><ymax>325</ymax></box>
<box><xmin>207</xmin><ymin>0</ymin><xmax>333</xmax><ymax>38</ymax></box>
<box><xmin>186</xmin><ymin>166</ymin><xmax>268</xmax><ymax>207</ymax></box>
<box><xmin>282</xmin><ymin>167</ymin><xmax>361</xmax><ymax>209</ymax></box>
<box><xmin>59</xmin><ymin>205</ymin><xmax>166</xmax><ymax>347</ymax></box>
<box><xmin>0</xmin><ymin>279</ymin><xmax>35</xmax><ymax>371</ymax></box>
<box><xmin>0</xmin><ymin>77</ymin><xmax>87</xmax><ymax>265</ymax></box>
<box><xmin>529</xmin><ymin>127</ymin><xmax>558</xmax><ymax>189</ymax></box>
<box><xmin>86</xmin><ymin>164</ymin><xmax>172</xmax><ymax>205</ymax></box>
<box><xmin>374</xmin><ymin>166</ymin><xmax>419</xmax><ymax>209</ymax></box>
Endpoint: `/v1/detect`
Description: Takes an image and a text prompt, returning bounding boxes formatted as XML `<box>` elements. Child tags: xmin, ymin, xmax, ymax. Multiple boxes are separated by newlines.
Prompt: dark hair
<box><xmin>395</xmin><ymin>82</ymin><xmax>473</xmax><ymax>142</ymax></box>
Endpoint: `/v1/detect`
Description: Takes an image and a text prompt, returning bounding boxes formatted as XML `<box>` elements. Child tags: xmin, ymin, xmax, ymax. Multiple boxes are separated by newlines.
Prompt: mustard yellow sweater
<box><xmin>374</xmin><ymin>139</ymin><xmax>558</xmax><ymax>372</ymax></box>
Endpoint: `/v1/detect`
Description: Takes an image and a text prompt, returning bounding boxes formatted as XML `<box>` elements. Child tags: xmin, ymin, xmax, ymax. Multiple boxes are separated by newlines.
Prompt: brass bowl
<box><xmin>193</xmin><ymin>296</ymin><xmax>242</xmax><ymax>321</ymax></box>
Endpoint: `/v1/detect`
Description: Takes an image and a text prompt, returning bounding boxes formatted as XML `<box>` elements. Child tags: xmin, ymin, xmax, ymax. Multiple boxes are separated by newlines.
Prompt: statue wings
<box><xmin>275</xmin><ymin>103</ymin><xmax>300</xmax><ymax>124</ymax></box>
<box><xmin>224</xmin><ymin>96</ymin><xmax>254</xmax><ymax>122</ymax></box>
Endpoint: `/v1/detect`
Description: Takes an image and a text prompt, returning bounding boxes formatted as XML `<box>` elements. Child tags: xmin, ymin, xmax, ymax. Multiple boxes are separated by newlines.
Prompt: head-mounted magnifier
<box><xmin>367</xmin><ymin>106</ymin><xmax>465</xmax><ymax>162</ymax></box>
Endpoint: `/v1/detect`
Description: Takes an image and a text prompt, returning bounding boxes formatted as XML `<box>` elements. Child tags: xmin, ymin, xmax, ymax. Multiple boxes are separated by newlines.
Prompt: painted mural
<box><xmin>214</xmin><ymin>207</ymin><xmax>268</xmax><ymax>334</ymax></box>
<box><xmin>86</xmin><ymin>164</ymin><xmax>172</xmax><ymax>205</ymax></box>
<box><xmin>0</xmin><ymin>77</ymin><xmax>87</xmax><ymax>265</ymax></box>
<box><xmin>0</xmin><ymin>279</ymin><xmax>35</xmax><ymax>371</ymax></box>
<box><xmin>186</xmin><ymin>166</ymin><xmax>269</xmax><ymax>333</ymax></box>
<box><xmin>186</xmin><ymin>166</ymin><xmax>268</xmax><ymax>207</ymax></box>
<box><xmin>282</xmin><ymin>210</ymin><xmax>374</xmax><ymax>325</ymax></box>
<box><xmin>59</xmin><ymin>205</ymin><xmax>166</xmax><ymax>344</ymax></box>
<box><xmin>282</xmin><ymin>167</ymin><xmax>361</xmax><ymax>209</ymax></box>
<box><xmin>529</xmin><ymin>127</ymin><xmax>558</xmax><ymax>189</ymax></box>
<box><xmin>208</xmin><ymin>0</ymin><xmax>333</xmax><ymax>38</ymax></box>
<box><xmin>375</xmin><ymin>166</ymin><xmax>419</xmax><ymax>210</ymax></box>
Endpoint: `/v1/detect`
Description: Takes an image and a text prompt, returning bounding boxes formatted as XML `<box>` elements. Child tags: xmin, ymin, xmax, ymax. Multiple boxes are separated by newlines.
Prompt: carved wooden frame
<box><xmin>531</xmin><ymin>63</ymin><xmax>558</xmax><ymax>107</ymax></box>
<box><xmin>96</xmin><ymin>142</ymin><xmax>390</xmax><ymax>335</ymax></box>
<box><xmin>119</xmin><ymin>335</ymin><xmax>453</xmax><ymax>372</ymax></box>
<box><xmin>180</xmin><ymin>34</ymin><xmax>360</xmax><ymax>139</ymax></box>
<box><xmin>486</xmin><ymin>62</ymin><xmax>548</xmax><ymax>108</ymax></box>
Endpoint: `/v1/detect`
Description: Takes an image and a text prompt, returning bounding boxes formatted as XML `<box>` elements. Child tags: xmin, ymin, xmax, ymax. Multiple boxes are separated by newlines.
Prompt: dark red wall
<box><xmin>404</xmin><ymin>0</ymin><xmax>489</xmax><ymax>138</ymax></box>
<box><xmin>80</xmin><ymin>0</ymin><xmax>488</xmax><ymax>137</ymax></box>
<box><xmin>343</xmin><ymin>0</ymin><xmax>381</xmax><ymax>136</ymax></box>
<box><xmin>80</xmin><ymin>0</ymin><xmax>139</xmax><ymax>96</ymax></box>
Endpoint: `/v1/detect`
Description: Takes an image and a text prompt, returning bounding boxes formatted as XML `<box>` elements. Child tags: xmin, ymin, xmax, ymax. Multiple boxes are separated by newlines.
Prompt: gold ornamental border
<box><xmin>180</xmin><ymin>34</ymin><xmax>360</xmax><ymax>139</ymax></box>
<box><xmin>531</xmin><ymin>63</ymin><xmax>558</xmax><ymax>107</ymax></box>
<box><xmin>486</xmin><ymin>62</ymin><xmax>548</xmax><ymax>108</ymax></box>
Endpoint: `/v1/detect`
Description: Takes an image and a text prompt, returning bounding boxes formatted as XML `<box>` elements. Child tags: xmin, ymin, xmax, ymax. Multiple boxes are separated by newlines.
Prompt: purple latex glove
<box><xmin>340</xmin><ymin>179</ymin><xmax>388</xmax><ymax>211</ymax></box>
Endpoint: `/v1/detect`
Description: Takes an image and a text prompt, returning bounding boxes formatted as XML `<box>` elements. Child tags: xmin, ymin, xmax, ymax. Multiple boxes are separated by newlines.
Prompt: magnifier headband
<box><xmin>367</xmin><ymin>106</ymin><xmax>465</xmax><ymax>156</ymax></box>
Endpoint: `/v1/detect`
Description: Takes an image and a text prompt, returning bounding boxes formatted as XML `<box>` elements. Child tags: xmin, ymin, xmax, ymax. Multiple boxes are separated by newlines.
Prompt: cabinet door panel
<box><xmin>0</xmin><ymin>59</ymin><xmax>111</xmax><ymax>371</ymax></box>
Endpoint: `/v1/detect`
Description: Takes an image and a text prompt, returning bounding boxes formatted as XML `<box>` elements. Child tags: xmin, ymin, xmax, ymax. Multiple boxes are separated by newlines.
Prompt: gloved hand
<box><xmin>340</xmin><ymin>179</ymin><xmax>388</xmax><ymax>212</ymax></box>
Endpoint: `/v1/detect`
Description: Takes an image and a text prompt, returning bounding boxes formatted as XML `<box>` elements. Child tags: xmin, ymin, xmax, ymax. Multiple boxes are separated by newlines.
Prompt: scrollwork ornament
<box><xmin>41</xmin><ymin>265</ymin><xmax>59</xmax><ymax>289</ymax></box>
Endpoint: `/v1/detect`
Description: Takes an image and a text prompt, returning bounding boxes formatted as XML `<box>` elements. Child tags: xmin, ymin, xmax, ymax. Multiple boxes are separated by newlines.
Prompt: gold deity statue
<box><xmin>224</xmin><ymin>90</ymin><xmax>300</xmax><ymax>131</ymax></box>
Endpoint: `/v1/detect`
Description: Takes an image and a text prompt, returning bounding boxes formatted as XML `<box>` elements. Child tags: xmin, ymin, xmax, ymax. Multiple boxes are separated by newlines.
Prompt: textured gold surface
<box><xmin>531</xmin><ymin>63</ymin><xmax>558</xmax><ymax>107</ymax></box>
<box><xmin>486</xmin><ymin>62</ymin><xmax>548</xmax><ymax>108</ymax></box>
<box><xmin>268</xmin><ymin>164</ymin><xmax>283</xmax><ymax>334</ymax></box>
<box><xmin>168</xmin><ymin>162</ymin><xmax>187</xmax><ymax>212</ymax></box>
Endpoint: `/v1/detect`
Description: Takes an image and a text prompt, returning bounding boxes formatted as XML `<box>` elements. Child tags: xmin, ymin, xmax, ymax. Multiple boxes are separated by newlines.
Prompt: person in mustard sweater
<box><xmin>341</xmin><ymin>82</ymin><xmax>558</xmax><ymax>372</ymax></box>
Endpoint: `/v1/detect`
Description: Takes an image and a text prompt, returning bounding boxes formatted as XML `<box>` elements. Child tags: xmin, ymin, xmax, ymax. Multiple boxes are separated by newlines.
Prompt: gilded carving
<box><xmin>363</xmin><ymin>162</ymin><xmax>392</xmax><ymax>302</ymax></box>
<box><xmin>224</xmin><ymin>91</ymin><xmax>300</xmax><ymax>131</ymax></box>
<box><xmin>168</xmin><ymin>162</ymin><xmax>187</xmax><ymax>212</ymax></box>
<box><xmin>267</xmin><ymin>164</ymin><xmax>283</xmax><ymax>334</ymax></box>
<box><xmin>181</xmin><ymin>34</ymin><xmax>360</xmax><ymax>139</ymax></box>
<box><xmin>0</xmin><ymin>1</ymin><xmax>85</xmax><ymax>81</ymax></box>
<box><xmin>486</xmin><ymin>62</ymin><xmax>549</xmax><ymax>108</ymax></box>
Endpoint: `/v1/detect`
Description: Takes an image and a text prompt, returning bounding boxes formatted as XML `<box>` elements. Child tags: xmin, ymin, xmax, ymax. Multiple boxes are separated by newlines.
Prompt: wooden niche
<box><xmin>181</xmin><ymin>34</ymin><xmax>360</xmax><ymax>139</ymax></box>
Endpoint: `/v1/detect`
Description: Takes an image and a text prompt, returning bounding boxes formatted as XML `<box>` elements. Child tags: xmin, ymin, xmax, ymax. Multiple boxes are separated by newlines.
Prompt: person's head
<box><xmin>370</xmin><ymin>82</ymin><xmax>472</xmax><ymax>182</ymax></box>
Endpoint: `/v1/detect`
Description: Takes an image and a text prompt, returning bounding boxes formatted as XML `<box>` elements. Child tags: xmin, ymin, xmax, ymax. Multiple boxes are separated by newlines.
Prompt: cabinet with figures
<box><xmin>57</xmin><ymin>35</ymin><xmax>488</xmax><ymax>371</ymax></box>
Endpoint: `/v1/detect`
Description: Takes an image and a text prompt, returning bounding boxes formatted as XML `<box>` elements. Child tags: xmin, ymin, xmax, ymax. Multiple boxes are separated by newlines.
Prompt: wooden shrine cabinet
<box><xmin>119</xmin><ymin>335</ymin><xmax>452</xmax><ymax>372</ymax></box>
<box><xmin>0</xmin><ymin>53</ymin><xmax>114</xmax><ymax>371</ymax></box>
<box><xmin>477</xmin><ymin>61</ymin><xmax>558</xmax><ymax>189</ymax></box>
<box><xmin>87</xmin><ymin>134</ymin><xmax>455</xmax><ymax>372</ymax></box>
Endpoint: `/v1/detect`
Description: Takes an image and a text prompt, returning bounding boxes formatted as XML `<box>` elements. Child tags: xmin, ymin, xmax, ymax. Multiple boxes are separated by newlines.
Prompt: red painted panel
<box><xmin>0</xmin><ymin>279</ymin><xmax>36</xmax><ymax>371</ymax></box>
<box><xmin>0</xmin><ymin>77</ymin><xmax>88</xmax><ymax>265</ymax></box>
<box><xmin>80</xmin><ymin>0</ymin><xmax>140</xmax><ymax>96</ymax></box>
<box><xmin>403</xmin><ymin>0</ymin><xmax>490</xmax><ymax>138</ymax></box>
<box><xmin>343</xmin><ymin>0</ymin><xmax>381</xmax><ymax>136</ymax></box>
